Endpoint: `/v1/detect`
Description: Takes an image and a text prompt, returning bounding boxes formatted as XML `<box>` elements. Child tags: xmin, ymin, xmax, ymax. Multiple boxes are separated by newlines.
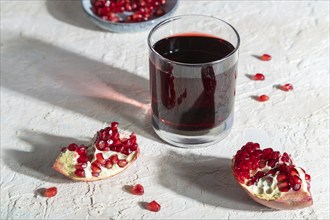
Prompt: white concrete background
<box><xmin>1</xmin><ymin>0</ymin><xmax>329</xmax><ymax>219</ymax></box>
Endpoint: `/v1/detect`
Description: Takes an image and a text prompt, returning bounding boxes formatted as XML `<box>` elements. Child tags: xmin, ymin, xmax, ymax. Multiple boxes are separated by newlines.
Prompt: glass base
<box><xmin>152</xmin><ymin>113</ymin><xmax>233</xmax><ymax>148</ymax></box>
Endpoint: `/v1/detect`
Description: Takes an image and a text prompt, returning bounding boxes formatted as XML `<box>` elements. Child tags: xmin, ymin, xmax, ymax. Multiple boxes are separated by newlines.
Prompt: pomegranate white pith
<box><xmin>232</xmin><ymin>142</ymin><xmax>312</xmax><ymax>210</ymax></box>
<box><xmin>53</xmin><ymin>122</ymin><xmax>140</xmax><ymax>181</ymax></box>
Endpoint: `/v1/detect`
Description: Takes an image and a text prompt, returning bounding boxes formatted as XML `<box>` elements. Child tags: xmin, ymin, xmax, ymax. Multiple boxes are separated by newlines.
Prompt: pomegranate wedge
<box><xmin>232</xmin><ymin>142</ymin><xmax>312</xmax><ymax>210</ymax></box>
<box><xmin>53</xmin><ymin>122</ymin><xmax>140</xmax><ymax>181</ymax></box>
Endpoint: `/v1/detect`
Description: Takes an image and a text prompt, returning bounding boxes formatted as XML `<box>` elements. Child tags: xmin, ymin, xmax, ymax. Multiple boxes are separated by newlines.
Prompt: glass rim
<box><xmin>147</xmin><ymin>14</ymin><xmax>240</xmax><ymax>67</ymax></box>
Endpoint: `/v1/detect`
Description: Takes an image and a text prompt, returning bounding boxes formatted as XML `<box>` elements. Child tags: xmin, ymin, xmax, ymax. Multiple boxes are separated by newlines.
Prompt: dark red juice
<box><xmin>149</xmin><ymin>34</ymin><xmax>237</xmax><ymax>131</ymax></box>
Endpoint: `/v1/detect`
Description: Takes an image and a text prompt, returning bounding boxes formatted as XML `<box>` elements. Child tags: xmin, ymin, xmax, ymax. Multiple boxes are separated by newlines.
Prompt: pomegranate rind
<box><xmin>242</xmin><ymin>185</ymin><xmax>313</xmax><ymax>210</ymax></box>
<box><xmin>53</xmin><ymin>148</ymin><xmax>140</xmax><ymax>182</ymax></box>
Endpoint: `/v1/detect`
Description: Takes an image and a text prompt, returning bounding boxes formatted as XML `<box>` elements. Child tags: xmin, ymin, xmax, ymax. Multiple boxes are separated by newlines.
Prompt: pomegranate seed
<box><xmin>77</xmin><ymin>155</ymin><xmax>88</xmax><ymax>163</ymax></box>
<box><xmin>305</xmin><ymin>174</ymin><xmax>311</xmax><ymax>181</ymax></box>
<box><xmin>111</xmin><ymin>121</ymin><xmax>119</xmax><ymax>128</ymax></box>
<box><xmin>76</xmin><ymin>146</ymin><xmax>87</xmax><ymax>155</ymax></box>
<box><xmin>146</xmin><ymin>200</ymin><xmax>161</xmax><ymax>212</ymax></box>
<box><xmin>253</xmin><ymin>73</ymin><xmax>265</xmax><ymax>81</ymax></box>
<box><xmin>75</xmin><ymin>163</ymin><xmax>87</xmax><ymax>169</ymax></box>
<box><xmin>277</xmin><ymin>174</ymin><xmax>287</xmax><ymax>182</ymax></box>
<box><xmin>278</xmin><ymin>181</ymin><xmax>290</xmax><ymax>192</ymax></box>
<box><xmin>92</xmin><ymin>172</ymin><xmax>100</xmax><ymax>177</ymax></box>
<box><xmin>292</xmin><ymin>184</ymin><xmax>301</xmax><ymax>191</ymax></box>
<box><xmin>116</xmin><ymin>145</ymin><xmax>124</xmax><ymax>153</ymax></box>
<box><xmin>105</xmin><ymin>160</ymin><xmax>113</xmax><ymax>169</ymax></box>
<box><xmin>254</xmin><ymin>171</ymin><xmax>266</xmax><ymax>179</ymax></box>
<box><xmin>258</xmin><ymin>94</ymin><xmax>269</xmax><ymax>102</ymax></box>
<box><xmin>61</xmin><ymin>147</ymin><xmax>67</xmax><ymax>152</ymax></box>
<box><xmin>110</xmin><ymin>154</ymin><xmax>119</xmax><ymax>164</ymax></box>
<box><xmin>154</xmin><ymin>8</ymin><xmax>165</xmax><ymax>16</ymax></box>
<box><xmin>267</xmin><ymin>159</ymin><xmax>277</xmax><ymax>168</ymax></box>
<box><xmin>280</xmin><ymin>83</ymin><xmax>294</xmax><ymax>92</ymax></box>
<box><xmin>91</xmin><ymin>162</ymin><xmax>101</xmax><ymax>173</ymax></box>
<box><xmin>291</xmin><ymin>175</ymin><xmax>302</xmax><ymax>184</ymax></box>
<box><xmin>42</xmin><ymin>187</ymin><xmax>57</xmax><ymax>197</ymax></box>
<box><xmin>118</xmin><ymin>160</ymin><xmax>128</xmax><ymax>167</ymax></box>
<box><xmin>97</xmin><ymin>140</ymin><xmax>106</xmax><ymax>150</ymax></box>
<box><xmin>131</xmin><ymin>184</ymin><xmax>144</xmax><ymax>195</ymax></box>
<box><xmin>96</xmin><ymin>153</ymin><xmax>106</xmax><ymax>165</ymax></box>
<box><xmin>258</xmin><ymin>160</ymin><xmax>266</xmax><ymax>168</ymax></box>
<box><xmin>68</xmin><ymin>143</ymin><xmax>78</xmax><ymax>151</ymax></box>
<box><xmin>289</xmin><ymin>168</ymin><xmax>299</xmax><ymax>177</ymax></box>
<box><xmin>74</xmin><ymin>169</ymin><xmax>85</xmax><ymax>177</ymax></box>
<box><xmin>260</xmin><ymin>54</ymin><xmax>272</xmax><ymax>61</ymax></box>
<box><xmin>262</xmin><ymin>148</ymin><xmax>273</xmax><ymax>159</ymax></box>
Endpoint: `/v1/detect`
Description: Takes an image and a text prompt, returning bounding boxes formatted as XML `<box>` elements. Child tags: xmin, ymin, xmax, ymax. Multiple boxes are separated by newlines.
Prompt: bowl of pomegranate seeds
<box><xmin>81</xmin><ymin>0</ymin><xmax>178</xmax><ymax>32</ymax></box>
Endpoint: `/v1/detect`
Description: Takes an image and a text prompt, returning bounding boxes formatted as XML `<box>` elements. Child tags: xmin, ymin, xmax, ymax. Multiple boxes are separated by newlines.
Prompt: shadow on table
<box><xmin>2</xmin><ymin>35</ymin><xmax>161</xmax><ymax>180</ymax></box>
<box><xmin>46</xmin><ymin>0</ymin><xmax>102</xmax><ymax>31</ymax></box>
<box><xmin>2</xmin><ymin>35</ymin><xmax>156</xmax><ymax>141</ymax></box>
<box><xmin>4</xmin><ymin>131</ymin><xmax>90</xmax><ymax>183</ymax></box>
<box><xmin>157</xmin><ymin>150</ymin><xmax>272</xmax><ymax>211</ymax></box>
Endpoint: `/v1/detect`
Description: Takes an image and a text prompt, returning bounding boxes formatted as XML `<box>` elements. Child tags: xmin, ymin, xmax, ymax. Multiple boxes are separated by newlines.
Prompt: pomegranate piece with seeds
<box><xmin>259</xmin><ymin>53</ymin><xmax>272</xmax><ymax>61</ymax></box>
<box><xmin>146</xmin><ymin>200</ymin><xmax>161</xmax><ymax>212</ymax></box>
<box><xmin>53</xmin><ymin>122</ymin><xmax>140</xmax><ymax>181</ymax></box>
<box><xmin>232</xmin><ymin>142</ymin><xmax>313</xmax><ymax>210</ymax></box>
<box><xmin>42</xmin><ymin>187</ymin><xmax>57</xmax><ymax>198</ymax></box>
<box><xmin>131</xmin><ymin>184</ymin><xmax>144</xmax><ymax>195</ymax></box>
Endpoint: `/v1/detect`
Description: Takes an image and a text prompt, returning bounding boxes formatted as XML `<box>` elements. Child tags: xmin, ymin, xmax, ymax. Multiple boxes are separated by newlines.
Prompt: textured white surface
<box><xmin>1</xmin><ymin>0</ymin><xmax>329</xmax><ymax>219</ymax></box>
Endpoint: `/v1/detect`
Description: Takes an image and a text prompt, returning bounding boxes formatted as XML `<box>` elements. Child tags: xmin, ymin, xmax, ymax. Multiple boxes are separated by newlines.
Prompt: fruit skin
<box><xmin>232</xmin><ymin>142</ymin><xmax>313</xmax><ymax>210</ymax></box>
<box><xmin>53</xmin><ymin>124</ymin><xmax>140</xmax><ymax>182</ymax></box>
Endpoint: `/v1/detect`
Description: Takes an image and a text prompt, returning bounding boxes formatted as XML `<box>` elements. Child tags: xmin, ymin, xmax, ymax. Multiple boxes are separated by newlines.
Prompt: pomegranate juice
<box><xmin>149</xmin><ymin>35</ymin><xmax>237</xmax><ymax>132</ymax></box>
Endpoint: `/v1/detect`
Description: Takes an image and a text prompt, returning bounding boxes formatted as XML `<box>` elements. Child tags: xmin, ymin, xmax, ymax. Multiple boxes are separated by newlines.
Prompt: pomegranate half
<box><xmin>53</xmin><ymin>122</ymin><xmax>139</xmax><ymax>181</ymax></box>
<box><xmin>232</xmin><ymin>142</ymin><xmax>312</xmax><ymax>210</ymax></box>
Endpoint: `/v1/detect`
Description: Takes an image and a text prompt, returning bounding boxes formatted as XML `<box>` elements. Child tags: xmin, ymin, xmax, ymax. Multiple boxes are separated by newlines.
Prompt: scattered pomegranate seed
<box><xmin>131</xmin><ymin>184</ymin><xmax>144</xmax><ymax>195</ymax></box>
<box><xmin>257</xmin><ymin>94</ymin><xmax>269</xmax><ymax>102</ymax></box>
<box><xmin>260</xmin><ymin>54</ymin><xmax>272</xmax><ymax>61</ymax></box>
<box><xmin>280</xmin><ymin>83</ymin><xmax>294</xmax><ymax>91</ymax></box>
<box><xmin>146</xmin><ymin>200</ymin><xmax>161</xmax><ymax>212</ymax></box>
<box><xmin>42</xmin><ymin>187</ymin><xmax>57</xmax><ymax>198</ymax></box>
<box><xmin>253</xmin><ymin>73</ymin><xmax>265</xmax><ymax>81</ymax></box>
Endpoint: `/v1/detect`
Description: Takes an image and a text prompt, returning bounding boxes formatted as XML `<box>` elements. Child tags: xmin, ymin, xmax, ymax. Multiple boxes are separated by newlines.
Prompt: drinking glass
<box><xmin>148</xmin><ymin>15</ymin><xmax>240</xmax><ymax>148</ymax></box>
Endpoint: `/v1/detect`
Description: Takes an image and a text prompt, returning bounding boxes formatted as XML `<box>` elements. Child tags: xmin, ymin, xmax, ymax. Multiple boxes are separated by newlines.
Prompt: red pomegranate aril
<box><xmin>276</xmin><ymin>174</ymin><xmax>287</xmax><ymax>182</ymax></box>
<box><xmin>98</xmin><ymin>140</ymin><xmax>106</xmax><ymax>150</ymax></box>
<box><xmin>260</xmin><ymin>54</ymin><xmax>272</xmax><ymax>61</ymax></box>
<box><xmin>91</xmin><ymin>162</ymin><xmax>101</xmax><ymax>173</ymax></box>
<box><xmin>292</xmin><ymin>175</ymin><xmax>302</xmax><ymax>184</ymax></box>
<box><xmin>289</xmin><ymin>168</ymin><xmax>299</xmax><ymax>177</ymax></box>
<box><xmin>92</xmin><ymin>172</ymin><xmax>100</xmax><ymax>177</ymax></box>
<box><xmin>118</xmin><ymin>160</ymin><xmax>128</xmax><ymax>168</ymax></box>
<box><xmin>262</xmin><ymin>148</ymin><xmax>273</xmax><ymax>159</ymax></box>
<box><xmin>105</xmin><ymin>160</ymin><xmax>113</xmax><ymax>169</ymax></box>
<box><xmin>42</xmin><ymin>187</ymin><xmax>58</xmax><ymax>197</ymax></box>
<box><xmin>280</xmin><ymin>83</ymin><xmax>294</xmax><ymax>92</ymax></box>
<box><xmin>96</xmin><ymin>153</ymin><xmax>106</xmax><ymax>165</ymax></box>
<box><xmin>116</xmin><ymin>145</ymin><xmax>124</xmax><ymax>153</ymax></box>
<box><xmin>270</xmin><ymin>151</ymin><xmax>280</xmax><ymax>160</ymax></box>
<box><xmin>255</xmin><ymin>171</ymin><xmax>266</xmax><ymax>179</ymax></box>
<box><xmin>75</xmin><ymin>163</ymin><xmax>87</xmax><ymax>170</ymax></box>
<box><xmin>154</xmin><ymin>8</ymin><xmax>165</xmax><ymax>16</ymax></box>
<box><xmin>74</xmin><ymin>169</ymin><xmax>85</xmax><ymax>177</ymax></box>
<box><xmin>131</xmin><ymin>184</ymin><xmax>144</xmax><ymax>195</ymax></box>
<box><xmin>68</xmin><ymin>143</ymin><xmax>78</xmax><ymax>151</ymax></box>
<box><xmin>267</xmin><ymin>159</ymin><xmax>277</xmax><ymax>168</ymax></box>
<box><xmin>278</xmin><ymin>181</ymin><xmax>290</xmax><ymax>191</ymax></box>
<box><xmin>76</xmin><ymin>146</ymin><xmax>87</xmax><ymax>155</ymax></box>
<box><xmin>146</xmin><ymin>200</ymin><xmax>161</xmax><ymax>212</ymax></box>
<box><xmin>77</xmin><ymin>155</ymin><xmax>88</xmax><ymax>163</ymax></box>
<box><xmin>258</xmin><ymin>94</ymin><xmax>269</xmax><ymax>102</ymax></box>
<box><xmin>259</xmin><ymin>160</ymin><xmax>266</xmax><ymax>168</ymax></box>
<box><xmin>110</xmin><ymin>154</ymin><xmax>119</xmax><ymax>164</ymax></box>
<box><xmin>305</xmin><ymin>174</ymin><xmax>311</xmax><ymax>181</ymax></box>
<box><xmin>253</xmin><ymin>73</ymin><xmax>265</xmax><ymax>81</ymax></box>
<box><xmin>111</xmin><ymin>121</ymin><xmax>119</xmax><ymax>128</ymax></box>
<box><xmin>292</xmin><ymin>184</ymin><xmax>301</xmax><ymax>191</ymax></box>
<box><xmin>122</xmin><ymin>149</ymin><xmax>130</xmax><ymax>155</ymax></box>
<box><xmin>61</xmin><ymin>147</ymin><xmax>67</xmax><ymax>152</ymax></box>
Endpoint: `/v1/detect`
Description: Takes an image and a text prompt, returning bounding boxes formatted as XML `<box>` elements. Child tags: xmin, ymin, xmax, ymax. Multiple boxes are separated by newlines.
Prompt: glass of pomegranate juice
<box><xmin>148</xmin><ymin>15</ymin><xmax>240</xmax><ymax>148</ymax></box>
